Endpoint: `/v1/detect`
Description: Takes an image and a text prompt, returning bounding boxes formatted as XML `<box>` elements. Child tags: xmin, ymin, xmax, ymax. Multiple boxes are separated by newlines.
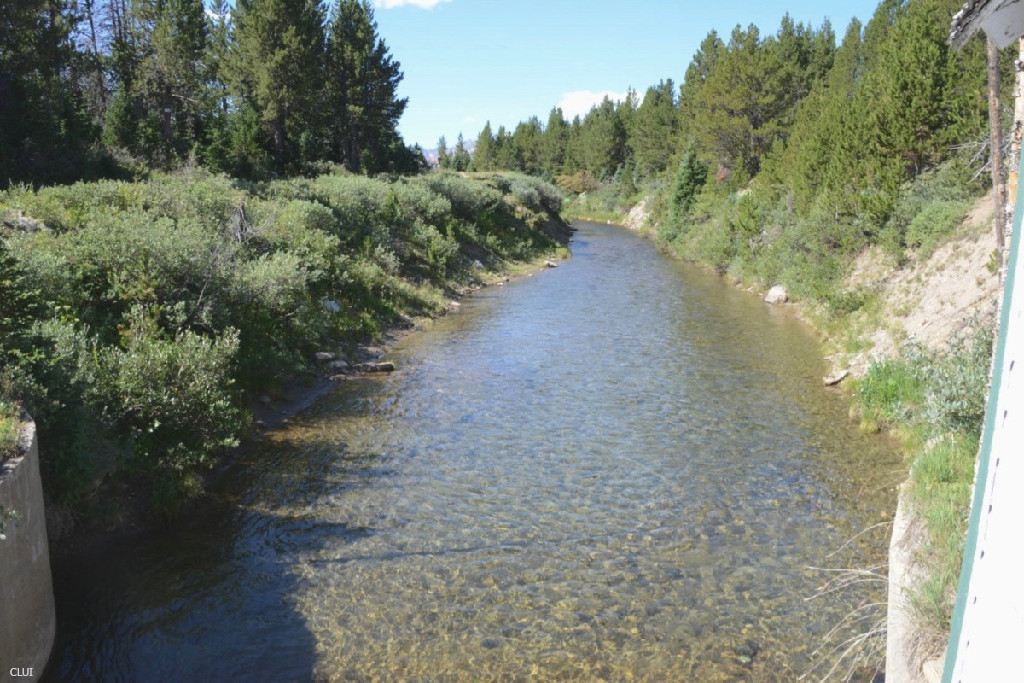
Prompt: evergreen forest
<box><xmin>1</xmin><ymin>0</ymin><xmax>423</xmax><ymax>185</ymax></box>
<box><xmin>462</xmin><ymin>0</ymin><xmax>1001</xmax><ymax>301</ymax></box>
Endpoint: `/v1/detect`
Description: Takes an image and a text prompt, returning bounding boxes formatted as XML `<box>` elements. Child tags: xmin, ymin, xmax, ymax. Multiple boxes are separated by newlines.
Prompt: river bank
<box><xmin>44</xmin><ymin>219</ymin><xmax>901</xmax><ymax>680</ymax></box>
<box><xmin>1</xmin><ymin>170</ymin><xmax>573</xmax><ymax>550</ymax></box>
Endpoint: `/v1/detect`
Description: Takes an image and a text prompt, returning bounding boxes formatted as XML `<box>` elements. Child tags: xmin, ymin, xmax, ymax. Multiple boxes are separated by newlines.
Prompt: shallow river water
<box><xmin>48</xmin><ymin>221</ymin><xmax>901</xmax><ymax>681</ymax></box>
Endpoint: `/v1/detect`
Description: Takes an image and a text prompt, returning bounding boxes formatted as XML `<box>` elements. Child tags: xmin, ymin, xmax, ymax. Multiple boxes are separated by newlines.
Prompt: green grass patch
<box><xmin>0</xmin><ymin>398</ymin><xmax>19</xmax><ymax>460</ymax></box>
<box><xmin>909</xmin><ymin>433</ymin><xmax>977</xmax><ymax>631</ymax></box>
<box><xmin>854</xmin><ymin>359</ymin><xmax>925</xmax><ymax>432</ymax></box>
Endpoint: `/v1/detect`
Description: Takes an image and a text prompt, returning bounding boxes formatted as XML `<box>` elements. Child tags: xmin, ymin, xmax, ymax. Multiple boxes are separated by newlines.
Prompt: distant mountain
<box><xmin>421</xmin><ymin>140</ymin><xmax>475</xmax><ymax>167</ymax></box>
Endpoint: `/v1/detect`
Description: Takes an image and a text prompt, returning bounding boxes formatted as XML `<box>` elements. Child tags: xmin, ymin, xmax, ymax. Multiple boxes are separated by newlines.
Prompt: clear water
<box><xmin>48</xmin><ymin>222</ymin><xmax>901</xmax><ymax>681</ymax></box>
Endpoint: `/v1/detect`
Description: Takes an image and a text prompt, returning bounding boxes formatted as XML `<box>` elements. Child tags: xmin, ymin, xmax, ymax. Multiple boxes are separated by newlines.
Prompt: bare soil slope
<box><xmin>838</xmin><ymin>191</ymin><xmax>1001</xmax><ymax>376</ymax></box>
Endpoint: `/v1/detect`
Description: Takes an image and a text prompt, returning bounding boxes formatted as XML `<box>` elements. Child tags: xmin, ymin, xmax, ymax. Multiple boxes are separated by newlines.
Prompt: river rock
<box><xmin>355</xmin><ymin>361</ymin><xmax>395</xmax><ymax>373</ymax></box>
<box><xmin>823</xmin><ymin>369</ymin><xmax>850</xmax><ymax>386</ymax></box>
<box><xmin>314</xmin><ymin>351</ymin><xmax>336</xmax><ymax>362</ymax></box>
<box><xmin>764</xmin><ymin>285</ymin><xmax>789</xmax><ymax>304</ymax></box>
<box><xmin>17</xmin><ymin>216</ymin><xmax>46</xmax><ymax>232</ymax></box>
<box><xmin>545</xmin><ymin>260</ymin><xmax>559</xmax><ymax>268</ymax></box>
<box><xmin>735</xmin><ymin>639</ymin><xmax>760</xmax><ymax>666</ymax></box>
<box><xmin>328</xmin><ymin>359</ymin><xmax>350</xmax><ymax>371</ymax></box>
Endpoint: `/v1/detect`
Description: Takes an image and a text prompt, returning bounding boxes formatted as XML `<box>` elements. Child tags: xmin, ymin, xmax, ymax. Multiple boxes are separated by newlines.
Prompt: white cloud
<box><xmin>556</xmin><ymin>90</ymin><xmax>628</xmax><ymax>121</ymax></box>
<box><xmin>463</xmin><ymin>115</ymin><xmax>479</xmax><ymax>124</ymax></box>
<box><xmin>374</xmin><ymin>0</ymin><xmax>452</xmax><ymax>9</ymax></box>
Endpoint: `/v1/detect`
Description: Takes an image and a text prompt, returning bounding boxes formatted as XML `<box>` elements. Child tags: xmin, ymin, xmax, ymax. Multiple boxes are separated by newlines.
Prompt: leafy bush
<box><xmin>854</xmin><ymin>320</ymin><xmax>993</xmax><ymax>635</ymax></box>
<box><xmin>1</xmin><ymin>168</ymin><xmax>569</xmax><ymax>514</ymax></box>
<box><xmin>555</xmin><ymin>172</ymin><xmax>600</xmax><ymax>194</ymax></box>
<box><xmin>918</xmin><ymin>324</ymin><xmax>992</xmax><ymax>439</ymax></box>
<box><xmin>508</xmin><ymin>178</ymin><xmax>542</xmax><ymax>213</ymax></box>
<box><xmin>88</xmin><ymin>323</ymin><xmax>244</xmax><ymax>469</ymax></box>
<box><xmin>903</xmin><ymin>199</ymin><xmax>970</xmax><ymax>257</ymax></box>
<box><xmin>880</xmin><ymin>159</ymin><xmax>976</xmax><ymax>252</ymax></box>
<box><xmin>0</xmin><ymin>398</ymin><xmax>19</xmax><ymax>461</ymax></box>
<box><xmin>422</xmin><ymin>172</ymin><xmax>503</xmax><ymax>220</ymax></box>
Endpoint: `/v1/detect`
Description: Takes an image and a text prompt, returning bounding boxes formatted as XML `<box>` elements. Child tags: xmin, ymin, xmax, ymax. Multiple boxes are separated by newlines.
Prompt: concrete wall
<box><xmin>887</xmin><ymin>486</ymin><xmax>942</xmax><ymax>683</ymax></box>
<box><xmin>0</xmin><ymin>416</ymin><xmax>55</xmax><ymax>678</ymax></box>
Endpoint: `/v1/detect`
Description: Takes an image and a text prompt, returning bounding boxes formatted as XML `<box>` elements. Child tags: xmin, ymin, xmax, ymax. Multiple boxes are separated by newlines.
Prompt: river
<box><xmin>47</xmin><ymin>221</ymin><xmax>901</xmax><ymax>680</ymax></box>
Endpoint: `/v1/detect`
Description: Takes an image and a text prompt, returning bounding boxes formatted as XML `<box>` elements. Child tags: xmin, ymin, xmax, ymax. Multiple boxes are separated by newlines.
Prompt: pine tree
<box><xmin>452</xmin><ymin>132</ymin><xmax>471</xmax><ymax>171</ymax></box>
<box><xmin>678</xmin><ymin>30</ymin><xmax>724</xmax><ymax>146</ymax></box>
<box><xmin>511</xmin><ymin>117</ymin><xmax>543</xmax><ymax>174</ymax></box>
<box><xmin>0</xmin><ymin>0</ymin><xmax>90</xmax><ymax>184</ymax></box>
<box><xmin>577</xmin><ymin>97</ymin><xmax>626</xmax><ymax>179</ymax></box>
<box><xmin>631</xmin><ymin>80</ymin><xmax>677</xmax><ymax>176</ymax></box>
<box><xmin>325</xmin><ymin>0</ymin><xmax>408</xmax><ymax>172</ymax></box>
<box><xmin>437</xmin><ymin>135</ymin><xmax>449</xmax><ymax>169</ymax></box>
<box><xmin>493</xmin><ymin>126</ymin><xmax>515</xmax><ymax>170</ymax></box>
<box><xmin>863</xmin><ymin>0</ymin><xmax>953</xmax><ymax>177</ymax></box>
<box><xmin>141</xmin><ymin>0</ymin><xmax>209</xmax><ymax>155</ymax></box>
<box><xmin>540</xmin><ymin>107</ymin><xmax>568</xmax><ymax>175</ymax></box>
<box><xmin>228</xmin><ymin>0</ymin><xmax>326</xmax><ymax>169</ymax></box>
<box><xmin>671</xmin><ymin>150</ymin><xmax>708</xmax><ymax>219</ymax></box>
<box><xmin>471</xmin><ymin>121</ymin><xmax>495</xmax><ymax>171</ymax></box>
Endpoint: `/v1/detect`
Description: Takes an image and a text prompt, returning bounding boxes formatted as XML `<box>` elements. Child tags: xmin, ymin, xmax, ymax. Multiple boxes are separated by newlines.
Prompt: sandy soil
<box><xmin>839</xmin><ymin>191</ymin><xmax>1002</xmax><ymax>376</ymax></box>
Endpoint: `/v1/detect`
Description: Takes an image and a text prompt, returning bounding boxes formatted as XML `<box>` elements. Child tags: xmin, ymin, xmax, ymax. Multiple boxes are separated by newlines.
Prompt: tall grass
<box><xmin>853</xmin><ymin>323</ymin><xmax>992</xmax><ymax>638</ymax></box>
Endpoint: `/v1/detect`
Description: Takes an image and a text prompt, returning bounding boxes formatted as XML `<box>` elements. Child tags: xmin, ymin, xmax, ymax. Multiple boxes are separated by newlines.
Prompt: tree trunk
<box><xmin>1009</xmin><ymin>38</ymin><xmax>1024</xmax><ymax>234</ymax></box>
<box><xmin>989</xmin><ymin>37</ymin><xmax>1006</xmax><ymax>272</ymax></box>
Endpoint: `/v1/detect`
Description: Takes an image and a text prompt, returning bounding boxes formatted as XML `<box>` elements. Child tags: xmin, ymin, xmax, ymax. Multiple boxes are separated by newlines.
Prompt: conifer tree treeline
<box><xmin>477</xmin><ymin>0</ymin><xmax>994</xmax><ymax>230</ymax></box>
<box><xmin>0</xmin><ymin>0</ymin><xmax>422</xmax><ymax>186</ymax></box>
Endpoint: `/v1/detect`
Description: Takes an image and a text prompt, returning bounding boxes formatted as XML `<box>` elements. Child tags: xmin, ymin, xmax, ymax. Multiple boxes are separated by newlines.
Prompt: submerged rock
<box><xmin>735</xmin><ymin>639</ymin><xmax>760</xmax><ymax>666</ymax></box>
<box><xmin>355</xmin><ymin>361</ymin><xmax>395</xmax><ymax>373</ymax></box>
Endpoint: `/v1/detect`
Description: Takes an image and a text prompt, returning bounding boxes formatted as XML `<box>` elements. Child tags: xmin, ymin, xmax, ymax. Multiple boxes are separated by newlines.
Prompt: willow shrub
<box><xmin>1</xmin><ymin>169</ymin><xmax>567</xmax><ymax>511</ymax></box>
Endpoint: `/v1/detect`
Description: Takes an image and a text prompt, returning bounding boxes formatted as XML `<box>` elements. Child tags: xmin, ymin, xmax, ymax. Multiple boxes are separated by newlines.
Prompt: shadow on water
<box><xmin>44</xmin><ymin>401</ymin><xmax>392</xmax><ymax>681</ymax></box>
<box><xmin>47</xmin><ymin>508</ymin><xmax>331</xmax><ymax>681</ymax></box>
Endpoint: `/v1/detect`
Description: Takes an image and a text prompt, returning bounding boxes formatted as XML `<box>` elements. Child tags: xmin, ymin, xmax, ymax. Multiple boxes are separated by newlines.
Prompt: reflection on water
<box><xmin>48</xmin><ymin>222</ymin><xmax>901</xmax><ymax>680</ymax></box>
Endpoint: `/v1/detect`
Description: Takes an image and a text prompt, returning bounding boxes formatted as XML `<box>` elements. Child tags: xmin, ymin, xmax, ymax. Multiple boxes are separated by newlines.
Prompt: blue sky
<box><xmin>370</xmin><ymin>0</ymin><xmax>884</xmax><ymax>150</ymax></box>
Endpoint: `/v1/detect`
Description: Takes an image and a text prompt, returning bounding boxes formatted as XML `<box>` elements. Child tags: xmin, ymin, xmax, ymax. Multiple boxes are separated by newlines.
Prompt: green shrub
<box><xmin>508</xmin><ymin>178</ymin><xmax>542</xmax><ymax>213</ymax></box>
<box><xmin>918</xmin><ymin>324</ymin><xmax>992</xmax><ymax>439</ymax></box>
<box><xmin>904</xmin><ymin>200</ymin><xmax>969</xmax><ymax>257</ymax></box>
<box><xmin>86</xmin><ymin>319</ymin><xmax>244</xmax><ymax>485</ymax></box>
<box><xmin>0</xmin><ymin>398</ymin><xmax>19</xmax><ymax>460</ymax></box>
<box><xmin>555</xmin><ymin>172</ymin><xmax>600</xmax><ymax>195</ymax></box>
<box><xmin>880</xmin><ymin>159</ymin><xmax>976</xmax><ymax>251</ymax></box>
<box><xmin>2</xmin><ymin>169</ymin><xmax>569</xmax><ymax>514</ymax></box>
<box><xmin>422</xmin><ymin>172</ymin><xmax>503</xmax><ymax>220</ymax></box>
